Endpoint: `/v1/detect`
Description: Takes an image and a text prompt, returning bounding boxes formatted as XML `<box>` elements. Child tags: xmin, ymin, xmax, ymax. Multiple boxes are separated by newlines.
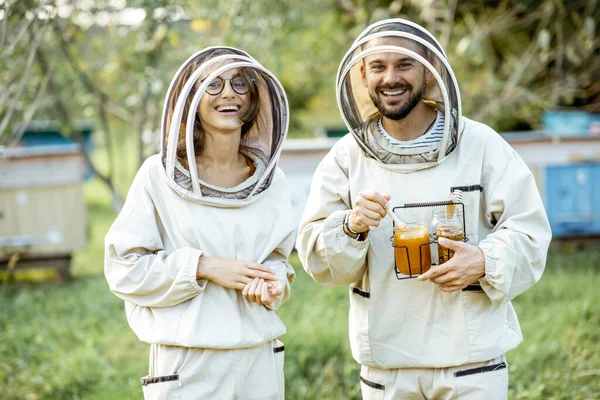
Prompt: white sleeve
<box><xmin>478</xmin><ymin>151</ymin><xmax>552</xmax><ymax>307</ymax></box>
<box><xmin>104</xmin><ymin>183</ymin><xmax>205</xmax><ymax>308</ymax></box>
<box><xmin>296</xmin><ymin>145</ymin><xmax>369</xmax><ymax>286</ymax></box>
<box><xmin>262</xmin><ymin>230</ymin><xmax>296</xmax><ymax>310</ymax></box>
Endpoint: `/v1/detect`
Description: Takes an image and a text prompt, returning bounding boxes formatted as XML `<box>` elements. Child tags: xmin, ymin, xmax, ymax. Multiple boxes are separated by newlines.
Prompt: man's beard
<box><xmin>369</xmin><ymin>79</ymin><xmax>426</xmax><ymax>120</ymax></box>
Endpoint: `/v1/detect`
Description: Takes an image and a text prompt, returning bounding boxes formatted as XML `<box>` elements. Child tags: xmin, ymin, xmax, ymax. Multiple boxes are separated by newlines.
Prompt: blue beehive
<box><xmin>544</xmin><ymin>163</ymin><xmax>600</xmax><ymax>237</ymax></box>
<box><xmin>542</xmin><ymin>111</ymin><xmax>595</xmax><ymax>137</ymax></box>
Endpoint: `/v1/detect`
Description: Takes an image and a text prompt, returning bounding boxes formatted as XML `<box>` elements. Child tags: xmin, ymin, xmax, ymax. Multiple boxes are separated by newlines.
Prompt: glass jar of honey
<box><xmin>431</xmin><ymin>207</ymin><xmax>465</xmax><ymax>265</ymax></box>
<box><xmin>393</xmin><ymin>223</ymin><xmax>431</xmax><ymax>276</ymax></box>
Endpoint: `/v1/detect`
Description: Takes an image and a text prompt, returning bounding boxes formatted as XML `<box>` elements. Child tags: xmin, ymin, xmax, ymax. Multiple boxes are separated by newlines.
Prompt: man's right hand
<box><xmin>196</xmin><ymin>256</ymin><xmax>277</xmax><ymax>290</ymax></box>
<box><xmin>346</xmin><ymin>191</ymin><xmax>392</xmax><ymax>234</ymax></box>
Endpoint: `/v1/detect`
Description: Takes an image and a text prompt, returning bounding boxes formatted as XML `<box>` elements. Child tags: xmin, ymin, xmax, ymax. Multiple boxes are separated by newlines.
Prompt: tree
<box><xmin>334</xmin><ymin>0</ymin><xmax>599</xmax><ymax>131</ymax></box>
<box><xmin>0</xmin><ymin>0</ymin><xmax>179</xmax><ymax>210</ymax></box>
<box><xmin>1</xmin><ymin>0</ymin><xmax>597</xmax><ymax>210</ymax></box>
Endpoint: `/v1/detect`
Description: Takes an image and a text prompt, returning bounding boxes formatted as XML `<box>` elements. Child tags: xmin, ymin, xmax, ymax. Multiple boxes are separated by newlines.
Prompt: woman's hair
<box><xmin>165</xmin><ymin>48</ymin><xmax>260</xmax><ymax>166</ymax></box>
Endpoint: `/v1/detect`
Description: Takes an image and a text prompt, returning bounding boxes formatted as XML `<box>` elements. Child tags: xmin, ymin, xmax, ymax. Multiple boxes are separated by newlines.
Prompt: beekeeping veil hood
<box><xmin>336</xmin><ymin>19</ymin><xmax>463</xmax><ymax>170</ymax></box>
<box><xmin>159</xmin><ymin>46</ymin><xmax>289</xmax><ymax>206</ymax></box>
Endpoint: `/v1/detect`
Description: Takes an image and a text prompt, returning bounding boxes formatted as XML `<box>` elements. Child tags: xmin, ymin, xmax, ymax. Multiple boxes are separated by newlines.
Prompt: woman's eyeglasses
<box><xmin>201</xmin><ymin>76</ymin><xmax>251</xmax><ymax>95</ymax></box>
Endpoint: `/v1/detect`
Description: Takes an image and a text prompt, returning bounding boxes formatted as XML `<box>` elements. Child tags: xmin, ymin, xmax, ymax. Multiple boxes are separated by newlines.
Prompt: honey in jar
<box><xmin>432</xmin><ymin>207</ymin><xmax>465</xmax><ymax>264</ymax></box>
<box><xmin>393</xmin><ymin>223</ymin><xmax>431</xmax><ymax>276</ymax></box>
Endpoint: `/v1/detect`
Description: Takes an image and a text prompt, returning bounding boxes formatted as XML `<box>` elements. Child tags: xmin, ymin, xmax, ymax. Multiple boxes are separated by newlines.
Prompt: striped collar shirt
<box><xmin>378</xmin><ymin>111</ymin><xmax>444</xmax><ymax>150</ymax></box>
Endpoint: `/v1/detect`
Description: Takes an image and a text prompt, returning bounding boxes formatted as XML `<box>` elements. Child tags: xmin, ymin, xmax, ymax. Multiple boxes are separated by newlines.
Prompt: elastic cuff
<box><xmin>477</xmin><ymin>242</ymin><xmax>508</xmax><ymax>306</ymax></box>
<box><xmin>190</xmin><ymin>250</ymin><xmax>207</xmax><ymax>292</ymax></box>
<box><xmin>324</xmin><ymin>210</ymin><xmax>370</xmax><ymax>248</ymax></box>
<box><xmin>478</xmin><ymin>242</ymin><xmax>496</xmax><ymax>283</ymax></box>
<box><xmin>342</xmin><ymin>210</ymin><xmax>370</xmax><ymax>242</ymax></box>
<box><xmin>196</xmin><ymin>279</ymin><xmax>208</xmax><ymax>290</ymax></box>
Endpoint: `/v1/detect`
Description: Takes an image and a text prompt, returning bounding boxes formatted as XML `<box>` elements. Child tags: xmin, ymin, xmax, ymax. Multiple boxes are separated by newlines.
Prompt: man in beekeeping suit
<box><xmin>297</xmin><ymin>19</ymin><xmax>551</xmax><ymax>399</ymax></box>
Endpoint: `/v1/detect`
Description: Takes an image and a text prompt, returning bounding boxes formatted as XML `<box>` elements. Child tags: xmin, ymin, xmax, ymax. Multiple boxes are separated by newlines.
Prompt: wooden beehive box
<box><xmin>0</xmin><ymin>144</ymin><xmax>87</xmax><ymax>280</ymax></box>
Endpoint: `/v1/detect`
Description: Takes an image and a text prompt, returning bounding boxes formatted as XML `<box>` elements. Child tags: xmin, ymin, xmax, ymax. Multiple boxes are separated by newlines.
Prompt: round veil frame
<box><xmin>336</xmin><ymin>45</ymin><xmax>452</xmax><ymax>161</ymax></box>
<box><xmin>165</xmin><ymin>54</ymin><xmax>289</xmax><ymax>197</ymax></box>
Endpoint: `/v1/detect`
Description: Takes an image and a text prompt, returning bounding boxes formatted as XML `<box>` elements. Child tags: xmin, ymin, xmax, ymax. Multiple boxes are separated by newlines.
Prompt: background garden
<box><xmin>1</xmin><ymin>173</ymin><xmax>599</xmax><ymax>399</ymax></box>
<box><xmin>1</xmin><ymin>1</ymin><xmax>599</xmax><ymax>399</ymax></box>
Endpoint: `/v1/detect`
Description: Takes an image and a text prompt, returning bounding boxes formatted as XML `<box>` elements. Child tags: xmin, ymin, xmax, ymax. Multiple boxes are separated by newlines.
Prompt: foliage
<box><xmin>0</xmin><ymin>1</ymin><xmax>598</xmax><ymax>196</ymax></box>
<box><xmin>336</xmin><ymin>0</ymin><xmax>599</xmax><ymax>132</ymax></box>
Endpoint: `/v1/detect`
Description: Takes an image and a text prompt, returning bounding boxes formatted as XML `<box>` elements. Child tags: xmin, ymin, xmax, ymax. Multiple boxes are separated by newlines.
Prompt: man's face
<box><xmin>360</xmin><ymin>38</ymin><xmax>429</xmax><ymax>120</ymax></box>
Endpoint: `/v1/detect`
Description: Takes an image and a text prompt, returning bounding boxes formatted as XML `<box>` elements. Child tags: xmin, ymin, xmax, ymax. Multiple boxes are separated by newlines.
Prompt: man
<box><xmin>297</xmin><ymin>19</ymin><xmax>551</xmax><ymax>399</ymax></box>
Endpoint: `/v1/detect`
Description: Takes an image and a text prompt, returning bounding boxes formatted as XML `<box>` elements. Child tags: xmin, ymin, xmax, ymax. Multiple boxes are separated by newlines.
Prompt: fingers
<box><xmin>269</xmin><ymin>281</ymin><xmax>283</xmax><ymax>296</ymax></box>
<box><xmin>437</xmin><ymin>237</ymin><xmax>463</xmax><ymax>250</ymax></box>
<box><xmin>348</xmin><ymin>192</ymin><xmax>389</xmax><ymax>232</ymax></box>
<box><xmin>243</xmin><ymin>278</ymin><xmax>282</xmax><ymax>306</ymax></box>
<box><xmin>243</xmin><ymin>278</ymin><xmax>267</xmax><ymax>306</ymax></box>
<box><xmin>418</xmin><ymin>265</ymin><xmax>447</xmax><ymax>281</ymax></box>
<box><xmin>242</xmin><ymin>281</ymin><xmax>251</xmax><ymax>296</ymax></box>
<box><xmin>351</xmin><ymin>211</ymin><xmax>383</xmax><ymax>230</ymax></box>
<box><xmin>359</xmin><ymin>191</ymin><xmax>389</xmax><ymax>209</ymax></box>
<box><xmin>261</xmin><ymin>282</ymin><xmax>273</xmax><ymax>305</ymax></box>
<box><xmin>360</xmin><ymin>207</ymin><xmax>387</xmax><ymax>222</ymax></box>
<box><xmin>356</xmin><ymin>192</ymin><xmax>387</xmax><ymax>218</ymax></box>
<box><xmin>239</xmin><ymin>275</ymin><xmax>253</xmax><ymax>286</ymax></box>
<box><xmin>429</xmin><ymin>270</ymin><xmax>458</xmax><ymax>285</ymax></box>
<box><xmin>261</xmin><ymin>280</ymin><xmax>284</xmax><ymax>306</ymax></box>
<box><xmin>254</xmin><ymin>279</ymin><xmax>264</xmax><ymax>306</ymax></box>
<box><xmin>248</xmin><ymin>277</ymin><xmax>259</xmax><ymax>301</ymax></box>
<box><xmin>248</xmin><ymin>263</ymin><xmax>275</xmax><ymax>274</ymax></box>
<box><xmin>246</xmin><ymin>263</ymin><xmax>276</xmax><ymax>281</ymax></box>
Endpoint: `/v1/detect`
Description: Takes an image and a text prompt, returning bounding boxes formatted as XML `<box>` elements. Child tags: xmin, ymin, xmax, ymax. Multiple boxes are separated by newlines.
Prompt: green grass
<box><xmin>506</xmin><ymin>245</ymin><xmax>600</xmax><ymax>400</ymax></box>
<box><xmin>1</xmin><ymin>177</ymin><xmax>599</xmax><ymax>399</ymax></box>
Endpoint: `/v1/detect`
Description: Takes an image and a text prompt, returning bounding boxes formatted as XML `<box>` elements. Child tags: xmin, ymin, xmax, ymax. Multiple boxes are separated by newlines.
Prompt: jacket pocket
<box><xmin>273</xmin><ymin>340</ymin><xmax>285</xmax><ymax>399</ymax></box>
<box><xmin>454</xmin><ymin>361</ymin><xmax>506</xmax><ymax>377</ymax></box>
<box><xmin>141</xmin><ymin>373</ymin><xmax>180</xmax><ymax>400</ymax></box>
<box><xmin>352</xmin><ymin>286</ymin><xmax>370</xmax><ymax>298</ymax></box>
<box><xmin>141</xmin><ymin>344</ymin><xmax>185</xmax><ymax>400</ymax></box>
<box><xmin>349</xmin><ymin>285</ymin><xmax>370</xmax><ymax>338</ymax></box>
<box><xmin>453</xmin><ymin>359</ymin><xmax>509</xmax><ymax>399</ymax></box>
<box><xmin>359</xmin><ymin>376</ymin><xmax>385</xmax><ymax>400</ymax></box>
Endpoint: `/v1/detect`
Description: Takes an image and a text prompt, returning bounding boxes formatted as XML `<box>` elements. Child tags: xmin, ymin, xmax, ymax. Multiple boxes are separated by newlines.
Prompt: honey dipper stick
<box><xmin>445</xmin><ymin>189</ymin><xmax>463</xmax><ymax>219</ymax></box>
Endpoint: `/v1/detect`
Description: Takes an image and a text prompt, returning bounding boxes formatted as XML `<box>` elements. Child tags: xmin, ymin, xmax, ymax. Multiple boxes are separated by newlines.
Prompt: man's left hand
<box><xmin>417</xmin><ymin>238</ymin><xmax>485</xmax><ymax>292</ymax></box>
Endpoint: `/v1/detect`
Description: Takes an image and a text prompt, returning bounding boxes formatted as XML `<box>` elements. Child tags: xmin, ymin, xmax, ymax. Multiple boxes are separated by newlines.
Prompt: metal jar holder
<box><xmin>390</xmin><ymin>200</ymin><xmax>467</xmax><ymax>280</ymax></box>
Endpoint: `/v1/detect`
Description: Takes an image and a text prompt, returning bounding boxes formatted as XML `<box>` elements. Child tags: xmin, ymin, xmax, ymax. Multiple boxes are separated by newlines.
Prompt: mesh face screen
<box><xmin>159</xmin><ymin>47</ymin><xmax>289</xmax><ymax>199</ymax></box>
<box><xmin>336</xmin><ymin>20</ymin><xmax>462</xmax><ymax>165</ymax></box>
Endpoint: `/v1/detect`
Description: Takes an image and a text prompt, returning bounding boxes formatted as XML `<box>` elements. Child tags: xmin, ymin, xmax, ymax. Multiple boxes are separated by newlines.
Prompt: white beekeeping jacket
<box><xmin>105</xmin><ymin>47</ymin><xmax>296</xmax><ymax>348</ymax></box>
<box><xmin>297</xmin><ymin>20</ymin><xmax>551</xmax><ymax>368</ymax></box>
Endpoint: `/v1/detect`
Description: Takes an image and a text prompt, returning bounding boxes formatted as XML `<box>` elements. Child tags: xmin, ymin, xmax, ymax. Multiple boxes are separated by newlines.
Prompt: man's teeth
<box><xmin>382</xmin><ymin>89</ymin><xmax>407</xmax><ymax>96</ymax></box>
<box><xmin>216</xmin><ymin>105</ymin><xmax>239</xmax><ymax>112</ymax></box>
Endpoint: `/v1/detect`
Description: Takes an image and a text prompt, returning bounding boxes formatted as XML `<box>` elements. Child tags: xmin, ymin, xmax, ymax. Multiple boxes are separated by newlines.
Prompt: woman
<box><xmin>104</xmin><ymin>46</ymin><xmax>295</xmax><ymax>399</ymax></box>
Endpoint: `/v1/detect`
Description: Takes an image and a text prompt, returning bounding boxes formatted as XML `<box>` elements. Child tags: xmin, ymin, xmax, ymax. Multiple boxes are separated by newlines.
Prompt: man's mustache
<box><xmin>376</xmin><ymin>83</ymin><xmax>411</xmax><ymax>92</ymax></box>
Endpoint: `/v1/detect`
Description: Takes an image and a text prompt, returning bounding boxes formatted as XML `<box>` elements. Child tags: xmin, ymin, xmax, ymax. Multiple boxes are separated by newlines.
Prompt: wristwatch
<box><xmin>344</xmin><ymin>212</ymin><xmax>368</xmax><ymax>240</ymax></box>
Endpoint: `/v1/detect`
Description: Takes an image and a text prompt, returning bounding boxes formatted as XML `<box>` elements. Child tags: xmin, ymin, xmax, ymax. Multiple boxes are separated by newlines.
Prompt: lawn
<box><xmin>0</xmin><ymin>178</ymin><xmax>599</xmax><ymax>399</ymax></box>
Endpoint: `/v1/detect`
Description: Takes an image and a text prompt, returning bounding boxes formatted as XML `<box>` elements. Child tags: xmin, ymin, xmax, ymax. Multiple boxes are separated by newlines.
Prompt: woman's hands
<box><xmin>196</xmin><ymin>256</ymin><xmax>277</xmax><ymax>291</ymax></box>
<box><xmin>242</xmin><ymin>278</ymin><xmax>284</xmax><ymax>307</ymax></box>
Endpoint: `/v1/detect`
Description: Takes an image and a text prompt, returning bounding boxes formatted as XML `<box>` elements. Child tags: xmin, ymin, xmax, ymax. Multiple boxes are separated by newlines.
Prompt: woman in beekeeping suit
<box><xmin>104</xmin><ymin>46</ymin><xmax>295</xmax><ymax>399</ymax></box>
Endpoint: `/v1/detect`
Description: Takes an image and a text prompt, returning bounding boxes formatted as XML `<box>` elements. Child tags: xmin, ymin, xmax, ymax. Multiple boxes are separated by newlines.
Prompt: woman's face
<box><xmin>198</xmin><ymin>66</ymin><xmax>249</xmax><ymax>136</ymax></box>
